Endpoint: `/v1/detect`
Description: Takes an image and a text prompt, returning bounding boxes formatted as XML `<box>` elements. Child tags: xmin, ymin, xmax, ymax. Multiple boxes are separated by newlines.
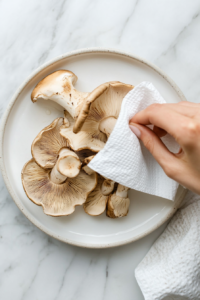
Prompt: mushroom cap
<box><xmin>84</xmin><ymin>176</ymin><xmax>108</xmax><ymax>216</ymax></box>
<box><xmin>106</xmin><ymin>194</ymin><xmax>130</xmax><ymax>218</ymax></box>
<box><xmin>31</xmin><ymin>70</ymin><xmax>88</xmax><ymax>119</ymax></box>
<box><xmin>21</xmin><ymin>159</ymin><xmax>97</xmax><ymax>216</ymax></box>
<box><xmin>60</xmin><ymin>111</ymin><xmax>106</xmax><ymax>152</ymax></box>
<box><xmin>73</xmin><ymin>81</ymin><xmax>133</xmax><ymax>133</ymax></box>
<box><xmin>82</xmin><ymin>155</ymin><xmax>96</xmax><ymax>175</ymax></box>
<box><xmin>101</xmin><ymin>178</ymin><xmax>115</xmax><ymax>196</ymax></box>
<box><xmin>31</xmin><ymin>117</ymin><xmax>68</xmax><ymax>169</ymax></box>
<box><xmin>57</xmin><ymin>149</ymin><xmax>82</xmax><ymax>178</ymax></box>
<box><xmin>60</xmin><ymin>82</ymin><xmax>133</xmax><ymax>152</ymax></box>
<box><xmin>31</xmin><ymin>70</ymin><xmax>77</xmax><ymax>101</ymax></box>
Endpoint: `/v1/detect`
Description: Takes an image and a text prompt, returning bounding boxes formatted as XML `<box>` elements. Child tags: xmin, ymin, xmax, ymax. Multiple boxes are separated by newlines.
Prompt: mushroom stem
<box><xmin>50</xmin><ymin>149</ymin><xmax>82</xmax><ymax>184</ymax></box>
<box><xmin>82</xmin><ymin>155</ymin><xmax>95</xmax><ymax>175</ymax></box>
<box><xmin>31</xmin><ymin>70</ymin><xmax>89</xmax><ymax>119</ymax></box>
<box><xmin>50</xmin><ymin>163</ymin><xmax>67</xmax><ymax>184</ymax></box>
<box><xmin>101</xmin><ymin>179</ymin><xmax>115</xmax><ymax>196</ymax></box>
<box><xmin>106</xmin><ymin>184</ymin><xmax>130</xmax><ymax>218</ymax></box>
<box><xmin>99</xmin><ymin>116</ymin><xmax>117</xmax><ymax>138</ymax></box>
<box><xmin>116</xmin><ymin>184</ymin><xmax>129</xmax><ymax>198</ymax></box>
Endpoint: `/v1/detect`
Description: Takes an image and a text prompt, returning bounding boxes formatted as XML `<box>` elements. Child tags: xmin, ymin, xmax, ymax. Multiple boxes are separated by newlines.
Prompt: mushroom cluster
<box><xmin>22</xmin><ymin>70</ymin><xmax>134</xmax><ymax>218</ymax></box>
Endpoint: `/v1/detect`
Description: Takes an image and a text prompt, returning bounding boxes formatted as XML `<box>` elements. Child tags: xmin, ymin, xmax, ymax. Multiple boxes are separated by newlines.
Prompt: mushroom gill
<box><xmin>31</xmin><ymin>117</ymin><xmax>68</xmax><ymax>169</ymax></box>
<box><xmin>22</xmin><ymin>159</ymin><xmax>97</xmax><ymax>216</ymax></box>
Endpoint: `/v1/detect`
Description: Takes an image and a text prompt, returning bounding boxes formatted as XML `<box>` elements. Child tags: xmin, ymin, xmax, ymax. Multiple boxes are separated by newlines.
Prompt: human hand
<box><xmin>129</xmin><ymin>102</ymin><xmax>200</xmax><ymax>194</ymax></box>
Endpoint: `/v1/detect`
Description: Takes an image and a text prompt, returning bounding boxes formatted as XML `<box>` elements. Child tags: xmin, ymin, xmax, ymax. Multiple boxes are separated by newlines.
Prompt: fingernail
<box><xmin>129</xmin><ymin>125</ymin><xmax>141</xmax><ymax>138</ymax></box>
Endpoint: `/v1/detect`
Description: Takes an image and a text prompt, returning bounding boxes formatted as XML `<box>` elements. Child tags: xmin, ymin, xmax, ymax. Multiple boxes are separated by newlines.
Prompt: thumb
<box><xmin>129</xmin><ymin>123</ymin><xmax>177</xmax><ymax>172</ymax></box>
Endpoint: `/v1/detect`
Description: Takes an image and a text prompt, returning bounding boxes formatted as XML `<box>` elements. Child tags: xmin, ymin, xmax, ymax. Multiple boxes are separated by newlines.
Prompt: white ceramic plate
<box><xmin>0</xmin><ymin>49</ymin><xmax>187</xmax><ymax>248</ymax></box>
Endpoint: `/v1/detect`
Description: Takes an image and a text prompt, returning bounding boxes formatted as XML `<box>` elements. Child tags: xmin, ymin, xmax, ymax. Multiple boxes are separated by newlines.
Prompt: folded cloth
<box><xmin>135</xmin><ymin>190</ymin><xmax>200</xmax><ymax>300</ymax></box>
<box><xmin>89</xmin><ymin>82</ymin><xmax>180</xmax><ymax>201</ymax></box>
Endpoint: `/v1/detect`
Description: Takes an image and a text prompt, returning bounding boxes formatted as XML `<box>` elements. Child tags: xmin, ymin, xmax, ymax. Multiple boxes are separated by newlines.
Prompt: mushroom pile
<box><xmin>21</xmin><ymin>70</ymin><xmax>133</xmax><ymax>218</ymax></box>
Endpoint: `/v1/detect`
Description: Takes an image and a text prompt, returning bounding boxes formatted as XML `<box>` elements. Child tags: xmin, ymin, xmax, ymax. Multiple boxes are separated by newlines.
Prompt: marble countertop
<box><xmin>0</xmin><ymin>0</ymin><xmax>199</xmax><ymax>299</ymax></box>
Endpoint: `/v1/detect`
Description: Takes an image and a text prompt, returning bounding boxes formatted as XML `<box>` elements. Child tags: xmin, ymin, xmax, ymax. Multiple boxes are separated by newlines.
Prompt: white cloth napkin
<box><xmin>89</xmin><ymin>82</ymin><xmax>180</xmax><ymax>201</ymax></box>
<box><xmin>135</xmin><ymin>190</ymin><xmax>200</xmax><ymax>300</ymax></box>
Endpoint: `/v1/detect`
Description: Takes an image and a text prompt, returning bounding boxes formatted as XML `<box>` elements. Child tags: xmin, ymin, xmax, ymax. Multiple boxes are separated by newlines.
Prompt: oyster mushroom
<box><xmin>107</xmin><ymin>184</ymin><xmax>130</xmax><ymax>218</ymax></box>
<box><xmin>60</xmin><ymin>111</ymin><xmax>105</xmax><ymax>152</ymax></box>
<box><xmin>31</xmin><ymin>117</ymin><xmax>68</xmax><ymax>169</ymax></box>
<box><xmin>60</xmin><ymin>82</ymin><xmax>133</xmax><ymax>152</ymax></box>
<box><xmin>73</xmin><ymin>81</ymin><xmax>133</xmax><ymax>134</ymax></box>
<box><xmin>21</xmin><ymin>159</ymin><xmax>97</xmax><ymax>216</ymax></box>
<box><xmin>50</xmin><ymin>148</ymin><xmax>82</xmax><ymax>184</ymax></box>
<box><xmin>101</xmin><ymin>178</ymin><xmax>115</xmax><ymax>196</ymax></box>
<box><xmin>31</xmin><ymin>70</ymin><xmax>89</xmax><ymax>119</ymax></box>
<box><xmin>84</xmin><ymin>175</ymin><xmax>109</xmax><ymax>216</ymax></box>
<box><xmin>32</xmin><ymin>116</ymin><xmax>96</xmax><ymax>169</ymax></box>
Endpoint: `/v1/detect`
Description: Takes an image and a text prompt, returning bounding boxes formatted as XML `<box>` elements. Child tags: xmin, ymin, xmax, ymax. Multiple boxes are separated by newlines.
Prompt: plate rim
<box><xmin>0</xmin><ymin>48</ymin><xmax>188</xmax><ymax>248</ymax></box>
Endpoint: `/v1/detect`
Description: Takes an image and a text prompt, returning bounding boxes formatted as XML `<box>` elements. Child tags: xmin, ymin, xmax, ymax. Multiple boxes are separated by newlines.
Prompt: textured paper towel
<box><xmin>135</xmin><ymin>190</ymin><xmax>200</xmax><ymax>300</ymax></box>
<box><xmin>89</xmin><ymin>82</ymin><xmax>180</xmax><ymax>201</ymax></box>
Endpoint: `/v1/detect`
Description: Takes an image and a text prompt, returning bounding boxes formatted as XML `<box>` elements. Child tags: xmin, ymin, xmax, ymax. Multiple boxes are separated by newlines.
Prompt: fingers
<box><xmin>130</xmin><ymin>104</ymin><xmax>190</xmax><ymax>141</ymax></box>
<box><xmin>129</xmin><ymin>123</ymin><xmax>179</xmax><ymax>176</ymax></box>
<box><xmin>179</xmin><ymin>101</ymin><xmax>200</xmax><ymax>108</ymax></box>
<box><xmin>162</xmin><ymin>103</ymin><xmax>197</xmax><ymax>118</ymax></box>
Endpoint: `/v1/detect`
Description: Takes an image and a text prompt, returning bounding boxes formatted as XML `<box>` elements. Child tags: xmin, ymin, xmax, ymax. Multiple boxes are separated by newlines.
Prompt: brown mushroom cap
<box><xmin>31</xmin><ymin>117</ymin><xmax>68</xmax><ymax>169</ymax></box>
<box><xmin>61</xmin><ymin>82</ymin><xmax>133</xmax><ymax>152</ymax></box>
<box><xmin>31</xmin><ymin>70</ymin><xmax>89</xmax><ymax>119</ymax></box>
<box><xmin>84</xmin><ymin>175</ymin><xmax>108</xmax><ymax>216</ymax></box>
<box><xmin>106</xmin><ymin>185</ymin><xmax>130</xmax><ymax>218</ymax></box>
<box><xmin>22</xmin><ymin>159</ymin><xmax>97</xmax><ymax>216</ymax></box>
<box><xmin>73</xmin><ymin>81</ymin><xmax>133</xmax><ymax>134</ymax></box>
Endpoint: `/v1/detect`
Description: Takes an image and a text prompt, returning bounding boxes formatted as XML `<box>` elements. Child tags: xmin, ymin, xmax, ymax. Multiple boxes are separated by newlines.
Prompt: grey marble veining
<box><xmin>0</xmin><ymin>0</ymin><xmax>200</xmax><ymax>299</ymax></box>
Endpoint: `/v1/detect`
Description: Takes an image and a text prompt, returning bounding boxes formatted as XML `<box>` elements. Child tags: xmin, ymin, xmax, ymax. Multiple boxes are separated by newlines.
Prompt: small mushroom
<box><xmin>60</xmin><ymin>82</ymin><xmax>133</xmax><ymax>152</ymax></box>
<box><xmin>101</xmin><ymin>178</ymin><xmax>115</xmax><ymax>196</ymax></box>
<box><xmin>106</xmin><ymin>184</ymin><xmax>130</xmax><ymax>218</ymax></box>
<box><xmin>31</xmin><ymin>70</ymin><xmax>89</xmax><ymax>119</ymax></box>
<box><xmin>50</xmin><ymin>148</ymin><xmax>82</xmax><ymax>184</ymax></box>
<box><xmin>84</xmin><ymin>175</ymin><xmax>109</xmax><ymax>216</ymax></box>
<box><xmin>21</xmin><ymin>159</ymin><xmax>97</xmax><ymax>216</ymax></box>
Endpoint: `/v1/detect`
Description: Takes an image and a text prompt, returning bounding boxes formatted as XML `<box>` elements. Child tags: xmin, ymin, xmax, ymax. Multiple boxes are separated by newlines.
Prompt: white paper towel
<box><xmin>135</xmin><ymin>190</ymin><xmax>200</xmax><ymax>300</ymax></box>
<box><xmin>89</xmin><ymin>82</ymin><xmax>180</xmax><ymax>201</ymax></box>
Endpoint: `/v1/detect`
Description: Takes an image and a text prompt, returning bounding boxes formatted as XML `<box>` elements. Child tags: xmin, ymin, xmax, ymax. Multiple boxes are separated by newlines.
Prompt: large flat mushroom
<box><xmin>31</xmin><ymin>70</ymin><xmax>89</xmax><ymax>119</ymax></box>
<box><xmin>32</xmin><ymin>116</ymin><xmax>96</xmax><ymax>169</ymax></box>
<box><xmin>22</xmin><ymin>159</ymin><xmax>97</xmax><ymax>216</ymax></box>
<box><xmin>61</xmin><ymin>82</ymin><xmax>133</xmax><ymax>152</ymax></box>
<box><xmin>32</xmin><ymin>117</ymin><xmax>68</xmax><ymax>169</ymax></box>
